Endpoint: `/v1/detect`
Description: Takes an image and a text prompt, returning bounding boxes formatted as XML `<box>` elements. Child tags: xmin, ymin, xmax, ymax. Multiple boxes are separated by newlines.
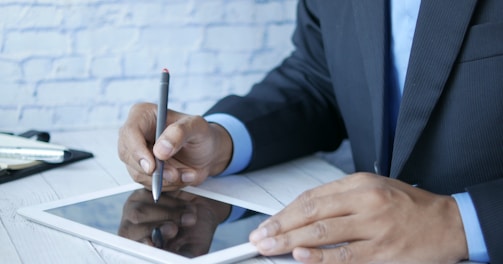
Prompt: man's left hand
<box><xmin>249</xmin><ymin>173</ymin><xmax>469</xmax><ymax>264</ymax></box>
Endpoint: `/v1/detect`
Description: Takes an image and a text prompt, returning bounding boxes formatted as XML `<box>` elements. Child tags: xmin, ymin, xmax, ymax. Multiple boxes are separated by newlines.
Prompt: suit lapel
<box><xmin>390</xmin><ymin>0</ymin><xmax>478</xmax><ymax>178</ymax></box>
<box><xmin>351</xmin><ymin>0</ymin><xmax>391</xmax><ymax>175</ymax></box>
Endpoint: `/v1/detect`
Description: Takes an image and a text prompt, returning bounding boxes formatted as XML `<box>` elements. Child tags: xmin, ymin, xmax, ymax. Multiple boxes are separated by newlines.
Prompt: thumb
<box><xmin>152</xmin><ymin>114</ymin><xmax>206</xmax><ymax>160</ymax></box>
<box><xmin>153</xmin><ymin>138</ymin><xmax>175</xmax><ymax>160</ymax></box>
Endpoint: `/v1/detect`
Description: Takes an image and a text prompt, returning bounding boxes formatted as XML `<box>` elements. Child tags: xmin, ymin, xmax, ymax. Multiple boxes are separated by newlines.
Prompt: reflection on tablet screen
<box><xmin>46</xmin><ymin>188</ymin><xmax>267</xmax><ymax>258</ymax></box>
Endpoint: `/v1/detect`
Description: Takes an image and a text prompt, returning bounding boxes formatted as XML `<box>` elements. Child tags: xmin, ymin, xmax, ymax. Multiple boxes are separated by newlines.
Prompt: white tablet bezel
<box><xmin>18</xmin><ymin>183</ymin><xmax>276</xmax><ymax>264</ymax></box>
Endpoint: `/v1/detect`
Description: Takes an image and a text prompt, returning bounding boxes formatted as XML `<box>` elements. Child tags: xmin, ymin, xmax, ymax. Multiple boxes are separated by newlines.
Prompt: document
<box><xmin>0</xmin><ymin>134</ymin><xmax>67</xmax><ymax>170</ymax></box>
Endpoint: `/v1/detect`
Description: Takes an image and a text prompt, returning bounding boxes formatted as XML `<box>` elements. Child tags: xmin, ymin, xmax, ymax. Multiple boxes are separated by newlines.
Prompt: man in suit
<box><xmin>118</xmin><ymin>0</ymin><xmax>502</xmax><ymax>263</ymax></box>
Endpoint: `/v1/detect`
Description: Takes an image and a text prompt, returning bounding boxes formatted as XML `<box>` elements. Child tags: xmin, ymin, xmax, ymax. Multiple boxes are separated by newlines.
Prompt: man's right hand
<box><xmin>118</xmin><ymin>102</ymin><xmax>233</xmax><ymax>191</ymax></box>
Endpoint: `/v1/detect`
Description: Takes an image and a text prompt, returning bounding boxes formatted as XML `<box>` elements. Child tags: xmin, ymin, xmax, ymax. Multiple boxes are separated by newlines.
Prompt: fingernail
<box><xmin>163</xmin><ymin>172</ymin><xmax>176</xmax><ymax>183</ymax></box>
<box><xmin>160</xmin><ymin>222</ymin><xmax>178</xmax><ymax>239</ymax></box>
<box><xmin>181</xmin><ymin>172</ymin><xmax>195</xmax><ymax>183</ymax></box>
<box><xmin>294</xmin><ymin>248</ymin><xmax>311</xmax><ymax>260</ymax></box>
<box><xmin>258</xmin><ymin>218</ymin><xmax>271</xmax><ymax>228</ymax></box>
<box><xmin>181</xmin><ymin>213</ymin><xmax>196</xmax><ymax>226</ymax></box>
<box><xmin>257</xmin><ymin>237</ymin><xmax>276</xmax><ymax>251</ymax></box>
<box><xmin>158</xmin><ymin>140</ymin><xmax>173</xmax><ymax>156</ymax></box>
<box><xmin>250</xmin><ymin>227</ymin><xmax>268</xmax><ymax>242</ymax></box>
<box><xmin>140</xmin><ymin>159</ymin><xmax>150</xmax><ymax>173</ymax></box>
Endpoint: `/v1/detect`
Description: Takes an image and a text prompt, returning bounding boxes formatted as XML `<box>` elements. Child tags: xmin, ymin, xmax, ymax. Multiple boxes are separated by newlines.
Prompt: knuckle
<box><xmin>118</xmin><ymin>145</ymin><xmax>135</xmax><ymax>164</ymax></box>
<box><xmin>190</xmin><ymin>115</ymin><xmax>205</xmax><ymax>125</ymax></box>
<box><xmin>335</xmin><ymin>246</ymin><xmax>353</xmax><ymax>263</ymax></box>
<box><xmin>117</xmin><ymin>129</ymin><xmax>131</xmax><ymax>161</ymax></box>
<box><xmin>312</xmin><ymin>221</ymin><xmax>329</xmax><ymax>240</ymax></box>
<box><xmin>351</xmin><ymin>172</ymin><xmax>375</xmax><ymax>183</ymax></box>
<box><xmin>130</xmin><ymin>102</ymin><xmax>153</xmax><ymax>113</ymax></box>
<box><xmin>186</xmin><ymin>115</ymin><xmax>208</xmax><ymax>134</ymax></box>
<box><xmin>131</xmin><ymin>172</ymin><xmax>142</xmax><ymax>183</ymax></box>
<box><xmin>278</xmin><ymin>233</ymin><xmax>292</xmax><ymax>249</ymax></box>
<box><xmin>128</xmin><ymin>168</ymin><xmax>150</xmax><ymax>186</ymax></box>
<box><xmin>298</xmin><ymin>190</ymin><xmax>318</xmax><ymax>220</ymax></box>
<box><xmin>117</xmin><ymin>223</ymin><xmax>132</xmax><ymax>238</ymax></box>
<box><xmin>117</xmin><ymin>146</ymin><xmax>127</xmax><ymax>162</ymax></box>
<box><xmin>268</xmin><ymin>219</ymin><xmax>282</xmax><ymax>235</ymax></box>
<box><xmin>191</xmin><ymin>171</ymin><xmax>208</xmax><ymax>186</ymax></box>
<box><xmin>366</xmin><ymin>186</ymin><xmax>392</xmax><ymax>205</ymax></box>
<box><xmin>168</xmin><ymin>122</ymin><xmax>185</xmax><ymax>139</ymax></box>
<box><xmin>127</xmin><ymin>205</ymin><xmax>147</xmax><ymax>224</ymax></box>
<box><xmin>167</xmin><ymin>122</ymin><xmax>187</xmax><ymax>144</ymax></box>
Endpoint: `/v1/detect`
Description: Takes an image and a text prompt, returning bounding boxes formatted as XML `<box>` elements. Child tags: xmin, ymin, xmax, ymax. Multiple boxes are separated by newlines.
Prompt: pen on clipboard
<box><xmin>0</xmin><ymin>147</ymin><xmax>71</xmax><ymax>163</ymax></box>
<box><xmin>152</xmin><ymin>68</ymin><xmax>170</xmax><ymax>203</ymax></box>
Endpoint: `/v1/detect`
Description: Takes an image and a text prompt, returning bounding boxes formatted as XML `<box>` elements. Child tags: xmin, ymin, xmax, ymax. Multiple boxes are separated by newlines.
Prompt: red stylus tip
<box><xmin>162</xmin><ymin>68</ymin><xmax>169</xmax><ymax>73</ymax></box>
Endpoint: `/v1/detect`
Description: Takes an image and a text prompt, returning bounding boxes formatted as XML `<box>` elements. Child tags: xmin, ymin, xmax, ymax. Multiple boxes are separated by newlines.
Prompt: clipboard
<box><xmin>0</xmin><ymin>130</ymin><xmax>93</xmax><ymax>184</ymax></box>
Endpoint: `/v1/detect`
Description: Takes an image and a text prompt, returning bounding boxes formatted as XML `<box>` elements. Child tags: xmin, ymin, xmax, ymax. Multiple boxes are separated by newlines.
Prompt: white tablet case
<box><xmin>18</xmin><ymin>183</ymin><xmax>276</xmax><ymax>264</ymax></box>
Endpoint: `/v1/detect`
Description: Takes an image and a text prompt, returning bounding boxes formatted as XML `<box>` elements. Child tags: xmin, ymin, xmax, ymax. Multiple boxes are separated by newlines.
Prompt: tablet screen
<box><xmin>46</xmin><ymin>188</ymin><xmax>268</xmax><ymax>259</ymax></box>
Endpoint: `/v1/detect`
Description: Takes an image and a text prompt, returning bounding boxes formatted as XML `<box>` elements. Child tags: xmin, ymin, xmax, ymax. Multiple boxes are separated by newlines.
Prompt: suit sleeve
<box><xmin>205</xmin><ymin>0</ymin><xmax>346</xmax><ymax>171</ymax></box>
<box><xmin>467</xmin><ymin>178</ymin><xmax>503</xmax><ymax>263</ymax></box>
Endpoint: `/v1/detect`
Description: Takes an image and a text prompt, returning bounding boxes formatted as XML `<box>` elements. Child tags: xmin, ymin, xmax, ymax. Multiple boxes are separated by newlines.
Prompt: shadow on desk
<box><xmin>317</xmin><ymin>139</ymin><xmax>355</xmax><ymax>174</ymax></box>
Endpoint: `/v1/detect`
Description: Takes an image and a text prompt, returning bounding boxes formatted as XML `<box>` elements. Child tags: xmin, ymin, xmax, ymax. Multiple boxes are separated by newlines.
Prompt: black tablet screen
<box><xmin>46</xmin><ymin>188</ymin><xmax>267</xmax><ymax>258</ymax></box>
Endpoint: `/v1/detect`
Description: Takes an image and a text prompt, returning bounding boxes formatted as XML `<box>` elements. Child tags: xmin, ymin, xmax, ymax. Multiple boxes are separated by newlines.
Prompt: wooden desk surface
<box><xmin>0</xmin><ymin>129</ymin><xmax>479</xmax><ymax>264</ymax></box>
<box><xmin>0</xmin><ymin>128</ymin><xmax>346</xmax><ymax>264</ymax></box>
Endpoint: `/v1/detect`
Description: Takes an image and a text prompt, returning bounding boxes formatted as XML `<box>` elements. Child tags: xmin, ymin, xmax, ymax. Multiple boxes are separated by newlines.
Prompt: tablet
<box><xmin>18</xmin><ymin>183</ymin><xmax>274</xmax><ymax>264</ymax></box>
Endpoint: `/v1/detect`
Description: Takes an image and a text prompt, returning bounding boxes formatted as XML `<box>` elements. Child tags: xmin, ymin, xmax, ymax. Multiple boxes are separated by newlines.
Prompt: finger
<box><xmin>138</xmin><ymin>237</ymin><xmax>154</xmax><ymax>247</ymax></box>
<box><xmin>126</xmin><ymin>188</ymin><xmax>152</xmax><ymax>200</ymax></box>
<box><xmin>118</xmin><ymin>220</ymin><xmax>153</xmax><ymax>241</ymax></box>
<box><xmin>253</xmin><ymin>215</ymin><xmax>366</xmax><ymax>256</ymax></box>
<box><xmin>251</xmin><ymin>173</ymin><xmax>382</xmax><ymax>241</ymax></box>
<box><xmin>178</xmin><ymin>168</ymin><xmax>205</xmax><ymax>185</ymax></box>
<box><xmin>162</xmin><ymin>160</ymin><xmax>181</xmax><ymax>184</ymax></box>
<box><xmin>156</xmin><ymin>197</ymin><xmax>198</xmax><ymax>227</ymax></box>
<box><xmin>264</xmin><ymin>174</ymin><xmax>375</xmax><ymax>226</ymax></box>
<box><xmin>159</xmin><ymin>221</ymin><xmax>180</xmax><ymax>239</ymax></box>
<box><xmin>124</xmin><ymin>200</ymin><xmax>195</xmax><ymax>225</ymax></box>
<box><xmin>250</xmin><ymin>190</ymin><xmax>356</xmax><ymax>244</ymax></box>
<box><xmin>159</xmin><ymin>158</ymin><xmax>203</xmax><ymax>189</ymax></box>
<box><xmin>298</xmin><ymin>173</ymin><xmax>381</xmax><ymax>201</ymax></box>
<box><xmin>152</xmin><ymin>112</ymin><xmax>187</xmax><ymax>160</ymax></box>
<box><xmin>293</xmin><ymin>242</ymin><xmax>371</xmax><ymax>264</ymax></box>
<box><xmin>153</xmin><ymin>114</ymin><xmax>209</xmax><ymax>161</ymax></box>
<box><xmin>118</xmin><ymin>103</ymin><xmax>158</xmax><ymax>175</ymax></box>
<box><xmin>159</xmin><ymin>160</ymin><xmax>189</xmax><ymax>191</ymax></box>
<box><xmin>128</xmin><ymin>189</ymin><xmax>187</xmax><ymax>207</ymax></box>
<box><xmin>120</xmin><ymin>130</ymin><xmax>156</xmax><ymax>175</ymax></box>
<box><xmin>126</xmin><ymin>164</ymin><xmax>152</xmax><ymax>190</ymax></box>
<box><xmin>123</xmin><ymin>221</ymin><xmax>179</xmax><ymax>243</ymax></box>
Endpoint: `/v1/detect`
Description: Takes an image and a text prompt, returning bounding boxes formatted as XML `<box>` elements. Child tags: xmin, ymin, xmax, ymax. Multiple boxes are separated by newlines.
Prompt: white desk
<box><xmin>0</xmin><ymin>129</ymin><xmax>479</xmax><ymax>264</ymax></box>
<box><xmin>0</xmin><ymin>128</ymin><xmax>343</xmax><ymax>264</ymax></box>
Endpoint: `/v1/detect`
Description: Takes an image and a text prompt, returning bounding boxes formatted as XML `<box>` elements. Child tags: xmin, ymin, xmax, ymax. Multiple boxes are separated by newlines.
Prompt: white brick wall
<box><xmin>0</xmin><ymin>0</ymin><xmax>297</xmax><ymax>132</ymax></box>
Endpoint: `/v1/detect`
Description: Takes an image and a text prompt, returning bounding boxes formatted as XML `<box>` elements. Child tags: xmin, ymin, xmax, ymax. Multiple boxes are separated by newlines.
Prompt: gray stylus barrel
<box><xmin>152</xmin><ymin>70</ymin><xmax>170</xmax><ymax>202</ymax></box>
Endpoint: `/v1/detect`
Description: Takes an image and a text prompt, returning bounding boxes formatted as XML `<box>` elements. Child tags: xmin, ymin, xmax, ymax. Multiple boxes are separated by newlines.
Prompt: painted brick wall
<box><xmin>0</xmin><ymin>0</ymin><xmax>297</xmax><ymax>132</ymax></box>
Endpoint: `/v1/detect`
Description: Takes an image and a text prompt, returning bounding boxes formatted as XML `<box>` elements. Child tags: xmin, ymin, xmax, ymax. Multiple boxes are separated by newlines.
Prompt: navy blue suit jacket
<box><xmin>207</xmin><ymin>0</ymin><xmax>503</xmax><ymax>261</ymax></box>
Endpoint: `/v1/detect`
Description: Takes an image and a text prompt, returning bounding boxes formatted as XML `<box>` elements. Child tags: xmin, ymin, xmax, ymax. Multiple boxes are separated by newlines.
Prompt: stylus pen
<box><xmin>152</xmin><ymin>68</ymin><xmax>170</xmax><ymax>203</ymax></box>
